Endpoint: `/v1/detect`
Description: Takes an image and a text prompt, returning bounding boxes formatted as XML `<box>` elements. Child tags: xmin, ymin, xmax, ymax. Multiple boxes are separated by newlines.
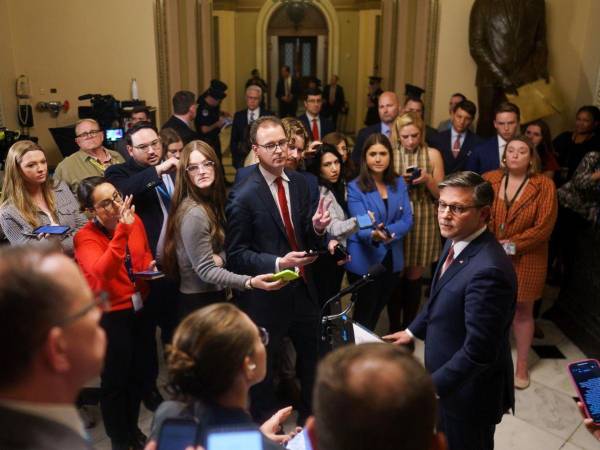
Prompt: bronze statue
<box><xmin>469</xmin><ymin>0</ymin><xmax>549</xmax><ymax>136</ymax></box>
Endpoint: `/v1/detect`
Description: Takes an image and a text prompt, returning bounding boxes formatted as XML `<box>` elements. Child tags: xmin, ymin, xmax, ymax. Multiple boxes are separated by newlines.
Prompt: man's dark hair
<box><xmin>249</xmin><ymin>115</ymin><xmax>284</xmax><ymax>145</ymax></box>
<box><xmin>357</xmin><ymin>133</ymin><xmax>398</xmax><ymax>193</ymax></box>
<box><xmin>494</xmin><ymin>101</ymin><xmax>521</xmax><ymax>121</ymax></box>
<box><xmin>577</xmin><ymin>105</ymin><xmax>600</xmax><ymax>124</ymax></box>
<box><xmin>453</xmin><ymin>99</ymin><xmax>477</xmax><ymax>117</ymax></box>
<box><xmin>172</xmin><ymin>90</ymin><xmax>196</xmax><ymax>115</ymax></box>
<box><xmin>0</xmin><ymin>244</ymin><xmax>70</xmax><ymax>388</ymax></box>
<box><xmin>313</xmin><ymin>343</ymin><xmax>437</xmax><ymax>450</ymax></box>
<box><xmin>125</xmin><ymin>120</ymin><xmax>158</xmax><ymax>146</ymax></box>
<box><xmin>77</xmin><ymin>176</ymin><xmax>107</xmax><ymax>211</ymax></box>
<box><xmin>132</xmin><ymin>105</ymin><xmax>150</xmax><ymax>118</ymax></box>
<box><xmin>451</xmin><ymin>92</ymin><xmax>466</xmax><ymax>101</ymax></box>
<box><xmin>438</xmin><ymin>171</ymin><xmax>494</xmax><ymax>207</ymax></box>
<box><xmin>304</xmin><ymin>87</ymin><xmax>323</xmax><ymax>99</ymax></box>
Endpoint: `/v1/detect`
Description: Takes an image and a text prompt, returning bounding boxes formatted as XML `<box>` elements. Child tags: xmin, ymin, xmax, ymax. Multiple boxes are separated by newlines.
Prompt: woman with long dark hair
<box><xmin>345</xmin><ymin>133</ymin><xmax>413</xmax><ymax>330</ymax></box>
<box><xmin>162</xmin><ymin>140</ymin><xmax>284</xmax><ymax>321</ymax></box>
<box><xmin>524</xmin><ymin>119</ymin><xmax>560</xmax><ymax>178</ymax></box>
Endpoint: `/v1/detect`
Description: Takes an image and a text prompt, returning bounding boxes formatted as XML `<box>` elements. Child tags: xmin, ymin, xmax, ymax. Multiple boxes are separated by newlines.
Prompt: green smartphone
<box><xmin>271</xmin><ymin>269</ymin><xmax>300</xmax><ymax>281</ymax></box>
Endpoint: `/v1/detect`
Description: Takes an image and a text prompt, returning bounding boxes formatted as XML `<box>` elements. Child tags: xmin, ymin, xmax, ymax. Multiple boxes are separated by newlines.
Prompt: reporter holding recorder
<box><xmin>74</xmin><ymin>176</ymin><xmax>158</xmax><ymax>450</ymax></box>
<box><xmin>346</xmin><ymin>133</ymin><xmax>413</xmax><ymax>330</ymax></box>
<box><xmin>0</xmin><ymin>140</ymin><xmax>86</xmax><ymax>254</ymax></box>
<box><xmin>162</xmin><ymin>140</ymin><xmax>286</xmax><ymax>321</ymax></box>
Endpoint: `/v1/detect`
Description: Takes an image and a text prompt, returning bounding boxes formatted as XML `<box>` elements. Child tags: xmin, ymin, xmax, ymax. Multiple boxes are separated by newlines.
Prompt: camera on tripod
<box><xmin>78</xmin><ymin>93</ymin><xmax>121</xmax><ymax>130</ymax></box>
<box><xmin>0</xmin><ymin>128</ymin><xmax>21</xmax><ymax>168</ymax></box>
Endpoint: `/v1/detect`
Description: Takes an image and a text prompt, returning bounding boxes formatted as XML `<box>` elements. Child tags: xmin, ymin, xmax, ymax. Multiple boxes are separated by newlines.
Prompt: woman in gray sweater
<box><xmin>162</xmin><ymin>140</ymin><xmax>285</xmax><ymax>320</ymax></box>
<box><xmin>0</xmin><ymin>140</ymin><xmax>86</xmax><ymax>255</ymax></box>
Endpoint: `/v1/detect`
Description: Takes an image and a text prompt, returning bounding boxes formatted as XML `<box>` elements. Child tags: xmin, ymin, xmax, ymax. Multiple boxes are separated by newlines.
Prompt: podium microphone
<box><xmin>321</xmin><ymin>263</ymin><xmax>386</xmax><ymax>321</ymax></box>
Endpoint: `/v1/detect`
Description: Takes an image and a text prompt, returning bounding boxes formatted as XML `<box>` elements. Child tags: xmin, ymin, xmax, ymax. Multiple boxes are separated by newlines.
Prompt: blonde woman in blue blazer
<box><xmin>346</xmin><ymin>133</ymin><xmax>413</xmax><ymax>330</ymax></box>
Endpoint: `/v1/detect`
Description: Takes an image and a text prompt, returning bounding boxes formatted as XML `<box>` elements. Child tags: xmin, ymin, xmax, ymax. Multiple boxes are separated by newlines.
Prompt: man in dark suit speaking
<box><xmin>226</xmin><ymin>116</ymin><xmax>331</xmax><ymax>423</ymax></box>
<box><xmin>385</xmin><ymin>171</ymin><xmax>517</xmax><ymax>450</ymax></box>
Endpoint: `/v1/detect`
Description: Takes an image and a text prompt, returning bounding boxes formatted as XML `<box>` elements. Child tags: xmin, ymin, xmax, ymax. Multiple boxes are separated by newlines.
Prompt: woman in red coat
<box><xmin>484</xmin><ymin>137</ymin><xmax>557</xmax><ymax>390</ymax></box>
<box><xmin>74</xmin><ymin>176</ymin><xmax>157</xmax><ymax>450</ymax></box>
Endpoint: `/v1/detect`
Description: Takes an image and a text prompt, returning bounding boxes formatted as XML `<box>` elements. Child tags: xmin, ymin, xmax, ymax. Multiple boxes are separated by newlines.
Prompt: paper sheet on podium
<box><xmin>352</xmin><ymin>322</ymin><xmax>384</xmax><ymax>344</ymax></box>
<box><xmin>505</xmin><ymin>77</ymin><xmax>564</xmax><ymax>123</ymax></box>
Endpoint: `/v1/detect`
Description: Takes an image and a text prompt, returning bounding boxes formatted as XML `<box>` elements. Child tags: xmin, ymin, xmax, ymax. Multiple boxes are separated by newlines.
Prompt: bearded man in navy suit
<box><xmin>385</xmin><ymin>171</ymin><xmax>517</xmax><ymax>450</ymax></box>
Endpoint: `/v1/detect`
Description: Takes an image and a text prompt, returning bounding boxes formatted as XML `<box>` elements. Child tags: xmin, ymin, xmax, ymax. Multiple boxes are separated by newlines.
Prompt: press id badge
<box><xmin>132</xmin><ymin>292</ymin><xmax>144</xmax><ymax>311</ymax></box>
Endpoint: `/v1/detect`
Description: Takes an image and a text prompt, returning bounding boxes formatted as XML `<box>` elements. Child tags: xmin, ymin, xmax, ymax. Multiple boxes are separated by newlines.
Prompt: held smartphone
<box><xmin>333</xmin><ymin>243</ymin><xmax>349</xmax><ymax>262</ymax></box>
<box><xmin>32</xmin><ymin>225</ymin><xmax>71</xmax><ymax>235</ymax></box>
<box><xmin>157</xmin><ymin>418</ymin><xmax>198</xmax><ymax>450</ymax></box>
<box><xmin>356</xmin><ymin>214</ymin><xmax>374</xmax><ymax>229</ymax></box>
<box><xmin>406</xmin><ymin>166</ymin><xmax>422</xmax><ymax>183</ymax></box>
<box><xmin>568</xmin><ymin>359</ymin><xmax>600</xmax><ymax>425</ymax></box>
<box><xmin>304</xmin><ymin>249</ymin><xmax>328</xmax><ymax>257</ymax></box>
<box><xmin>206</xmin><ymin>428</ymin><xmax>263</xmax><ymax>450</ymax></box>
<box><xmin>272</xmin><ymin>269</ymin><xmax>300</xmax><ymax>282</ymax></box>
<box><xmin>133</xmin><ymin>270</ymin><xmax>165</xmax><ymax>280</ymax></box>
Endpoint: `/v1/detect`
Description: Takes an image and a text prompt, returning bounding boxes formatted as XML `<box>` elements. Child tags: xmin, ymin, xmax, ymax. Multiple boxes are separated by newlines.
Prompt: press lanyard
<box><xmin>87</xmin><ymin>157</ymin><xmax>108</xmax><ymax>174</ymax></box>
<box><xmin>499</xmin><ymin>174</ymin><xmax>528</xmax><ymax>234</ymax></box>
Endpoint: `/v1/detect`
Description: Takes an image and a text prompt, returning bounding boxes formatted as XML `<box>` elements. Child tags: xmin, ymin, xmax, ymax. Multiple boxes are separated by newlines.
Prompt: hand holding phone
<box><xmin>32</xmin><ymin>225</ymin><xmax>71</xmax><ymax>235</ymax></box>
<box><xmin>271</xmin><ymin>269</ymin><xmax>300</xmax><ymax>282</ymax></box>
<box><xmin>568</xmin><ymin>359</ymin><xmax>600</xmax><ymax>425</ymax></box>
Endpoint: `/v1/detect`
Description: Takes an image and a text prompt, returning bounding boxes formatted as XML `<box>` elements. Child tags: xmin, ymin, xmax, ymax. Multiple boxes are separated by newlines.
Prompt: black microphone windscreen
<box><xmin>78</xmin><ymin>94</ymin><xmax>93</xmax><ymax>101</ymax></box>
<box><xmin>367</xmin><ymin>264</ymin><xmax>386</xmax><ymax>278</ymax></box>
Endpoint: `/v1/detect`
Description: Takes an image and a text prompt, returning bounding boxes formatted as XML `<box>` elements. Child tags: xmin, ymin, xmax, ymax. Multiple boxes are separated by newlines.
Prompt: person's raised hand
<box><xmin>312</xmin><ymin>196</ymin><xmax>332</xmax><ymax>233</ymax></box>
<box><xmin>251</xmin><ymin>273</ymin><xmax>288</xmax><ymax>291</ymax></box>
<box><xmin>156</xmin><ymin>156</ymin><xmax>179</xmax><ymax>176</ymax></box>
<box><xmin>259</xmin><ymin>406</ymin><xmax>301</xmax><ymax>444</ymax></box>
<box><xmin>119</xmin><ymin>195</ymin><xmax>135</xmax><ymax>225</ymax></box>
<box><xmin>304</xmin><ymin>140</ymin><xmax>322</xmax><ymax>159</ymax></box>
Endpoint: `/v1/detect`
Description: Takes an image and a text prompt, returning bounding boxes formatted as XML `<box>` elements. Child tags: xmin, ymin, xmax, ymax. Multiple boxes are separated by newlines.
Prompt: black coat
<box><xmin>161</xmin><ymin>115</ymin><xmax>199</xmax><ymax>146</ymax></box>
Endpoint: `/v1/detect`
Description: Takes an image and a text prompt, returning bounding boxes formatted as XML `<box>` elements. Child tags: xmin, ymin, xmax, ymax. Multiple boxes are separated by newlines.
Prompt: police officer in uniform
<box><xmin>364</xmin><ymin>76</ymin><xmax>383</xmax><ymax>126</ymax></box>
<box><xmin>195</xmin><ymin>79</ymin><xmax>230</xmax><ymax>162</ymax></box>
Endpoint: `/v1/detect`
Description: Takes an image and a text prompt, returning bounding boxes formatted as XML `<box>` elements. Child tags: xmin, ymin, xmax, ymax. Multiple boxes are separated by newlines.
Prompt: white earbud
<box><xmin>248</xmin><ymin>363</ymin><xmax>256</xmax><ymax>370</ymax></box>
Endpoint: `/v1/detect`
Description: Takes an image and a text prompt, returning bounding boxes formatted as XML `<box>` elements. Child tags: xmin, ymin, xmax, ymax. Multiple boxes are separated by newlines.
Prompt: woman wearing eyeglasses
<box><xmin>74</xmin><ymin>176</ymin><xmax>159</xmax><ymax>450</ymax></box>
<box><xmin>0</xmin><ymin>140</ymin><xmax>87</xmax><ymax>254</ymax></box>
<box><xmin>346</xmin><ymin>133</ymin><xmax>413</xmax><ymax>330</ymax></box>
<box><xmin>483</xmin><ymin>136</ymin><xmax>557</xmax><ymax>389</ymax></box>
<box><xmin>148</xmin><ymin>303</ymin><xmax>294</xmax><ymax>449</ymax></box>
<box><xmin>162</xmin><ymin>140</ymin><xmax>285</xmax><ymax>321</ymax></box>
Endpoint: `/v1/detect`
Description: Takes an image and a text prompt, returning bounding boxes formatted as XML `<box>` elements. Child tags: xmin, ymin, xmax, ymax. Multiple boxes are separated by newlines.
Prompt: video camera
<box><xmin>78</xmin><ymin>93</ymin><xmax>121</xmax><ymax>130</ymax></box>
<box><xmin>0</xmin><ymin>128</ymin><xmax>21</xmax><ymax>168</ymax></box>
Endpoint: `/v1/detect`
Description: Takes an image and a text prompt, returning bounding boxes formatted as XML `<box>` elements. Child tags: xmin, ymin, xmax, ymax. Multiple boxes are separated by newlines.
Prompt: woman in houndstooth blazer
<box><xmin>484</xmin><ymin>135</ymin><xmax>557</xmax><ymax>391</ymax></box>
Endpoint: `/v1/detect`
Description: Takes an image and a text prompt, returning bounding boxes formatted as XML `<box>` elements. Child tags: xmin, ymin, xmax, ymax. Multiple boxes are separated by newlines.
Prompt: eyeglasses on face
<box><xmin>186</xmin><ymin>160</ymin><xmax>216</xmax><ymax>173</ymax></box>
<box><xmin>133</xmin><ymin>138</ymin><xmax>162</xmax><ymax>152</ymax></box>
<box><xmin>258</xmin><ymin>327</ymin><xmax>269</xmax><ymax>346</ymax></box>
<box><xmin>94</xmin><ymin>191</ymin><xmax>123</xmax><ymax>211</ymax></box>
<box><xmin>56</xmin><ymin>291</ymin><xmax>110</xmax><ymax>327</ymax></box>
<box><xmin>436</xmin><ymin>200</ymin><xmax>481</xmax><ymax>215</ymax></box>
<box><xmin>76</xmin><ymin>130</ymin><xmax>102</xmax><ymax>139</ymax></box>
<box><xmin>256</xmin><ymin>139</ymin><xmax>289</xmax><ymax>152</ymax></box>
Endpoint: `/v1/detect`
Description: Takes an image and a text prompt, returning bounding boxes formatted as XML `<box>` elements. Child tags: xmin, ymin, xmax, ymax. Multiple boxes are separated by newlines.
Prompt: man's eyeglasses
<box><xmin>94</xmin><ymin>191</ymin><xmax>123</xmax><ymax>211</ymax></box>
<box><xmin>133</xmin><ymin>138</ymin><xmax>162</xmax><ymax>152</ymax></box>
<box><xmin>436</xmin><ymin>200</ymin><xmax>481</xmax><ymax>215</ymax></box>
<box><xmin>76</xmin><ymin>130</ymin><xmax>102</xmax><ymax>139</ymax></box>
<box><xmin>56</xmin><ymin>292</ymin><xmax>110</xmax><ymax>327</ymax></box>
<box><xmin>258</xmin><ymin>327</ymin><xmax>269</xmax><ymax>346</ymax></box>
<box><xmin>256</xmin><ymin>139</ymin><xmax>289</xmax><ymax>152</ymax></box>
<box><xmin>186</xmin><ymin>161</ymin><xmax>216</xmax><ymax>173</ymax></box>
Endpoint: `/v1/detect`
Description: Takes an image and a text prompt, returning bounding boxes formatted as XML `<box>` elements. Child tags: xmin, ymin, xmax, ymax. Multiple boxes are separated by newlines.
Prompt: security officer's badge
<box><xmin>202</xmin><ymin>109</ymin><xmax>209</xmax><ymax>117</ymax></box>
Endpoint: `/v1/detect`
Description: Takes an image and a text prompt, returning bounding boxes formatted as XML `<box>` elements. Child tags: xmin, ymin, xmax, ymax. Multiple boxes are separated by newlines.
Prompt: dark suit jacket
<box><xmin>105</xmin><ymin>158</ymin><xmax>165</xmax><ymax>256</ymax></box>
<box><xmin>230</xmin><ymin>109</ymin><xmax>273</xmax><ymax>166</ymax></box>
<box><xmin>465</xmin><ymin>137</ymin><xmax>502</xmax><ymax>175</ymax></box>
<box><xmin>0</xmin><ymin>405</ymin><xmax>91</xmax><ymax>450</ymax></box>
<box><xmin>430</xmin><ymin>129</ymin><xmax>484</xmax><ymax>175</ymax></box>
<box><xmin>323</xmin><ymin>84</ymin><xmax>345</xmax><ymax>113</ymax></box>
<box><xmin>298</xmin><ymin>113</ymin><xmax>335</xmax><ymax>141</ymax></box>
<box><xmin>226</xmin><ymin>166</ymin><xmax>322</xmax><ymax>322</ymax></box>
<box><xmin>233</xmin><ymin>164</ymin><xmax>320</xmax><ymax>216</ymax></box>
<box><xmin>161</xmin><ymin>115</ymin><xmax>199</xmax><ymax>146</ymax></box>
<box><xmin>352</xmin><ymin>123</ymin><xmax>383</xmax><ymax>164</ymax></box>
<box><xmin>409</xmin><ymin>231</ymin><xmax>516</xmax><ymax>424</ymax></box>
<box><xmin>275</xmin><ymin>77</ymin><xmax>301</xmax><ymax>104</ymax></box>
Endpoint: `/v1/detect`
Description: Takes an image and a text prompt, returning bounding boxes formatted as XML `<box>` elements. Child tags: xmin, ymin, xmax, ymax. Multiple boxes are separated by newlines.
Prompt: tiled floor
<box><xmin>90</xmin><ymin>290</ymin><xmax>599</xmax><ymax>450</ymax></box>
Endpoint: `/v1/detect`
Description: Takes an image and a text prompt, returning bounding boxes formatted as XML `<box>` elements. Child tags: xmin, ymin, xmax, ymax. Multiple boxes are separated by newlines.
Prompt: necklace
<box><xmin>499</xmin><ymin>173</ymin><xmax>528</xmax><ymax>234</ymax></box>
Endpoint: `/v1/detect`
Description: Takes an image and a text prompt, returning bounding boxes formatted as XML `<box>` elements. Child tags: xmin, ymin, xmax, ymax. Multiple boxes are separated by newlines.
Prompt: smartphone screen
<box><xmin>157</xmin><ymin>419</ymin><xmax>198</xmax><ymax>450</ymax></box>
<box><xmin>356</xmin><ymin>214</ymin><xmax>373</xmax><ymax>229</ymax></box>
<box><xmin>33</xmin><ymin>225</ymin><xmax>70</xmax><ymax>235</ymax></box>
<box><xmin>568</xmin><ymin>359</ymin><xmax>600</xmax><ymax>424</ymax></box>
<box><xmin>207</xmin><ymin>429</ymin><xmax>263</xmax><ymax>450</ymax></box>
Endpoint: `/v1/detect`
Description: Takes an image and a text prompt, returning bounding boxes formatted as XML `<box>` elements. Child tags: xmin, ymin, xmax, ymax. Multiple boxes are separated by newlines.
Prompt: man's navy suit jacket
<box><xmin>297</xmin><ymin>113</ymin><xmax>335</xmax><ymax>141</ymax></box>
<box><xmin>230</xmin><ymin>109</ymin><xmax>274</xmax><ymax>165</ymax></box>
<box><xmin>430</xmin><ymin>129</ymin><xmax>484</xmax><ymax>175</ymax></box>
<box><xmin>465</xmin><ymin>137</ymin><xmax>502</xmax><ymax>175</ymax></box>
<box><xmin>233</xmin><ymin>164</ymin><xmax>320</xmax><ymax>215</ymax></box>
<box><xmin>225</xmin><ymin>165</ymin><xmax>322</xmax><ymax>323</ymax></box>
<box><xmin>409</xmin><ymin>231</ymin><xmax>517</xmax><ymax>425</ymax></box>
